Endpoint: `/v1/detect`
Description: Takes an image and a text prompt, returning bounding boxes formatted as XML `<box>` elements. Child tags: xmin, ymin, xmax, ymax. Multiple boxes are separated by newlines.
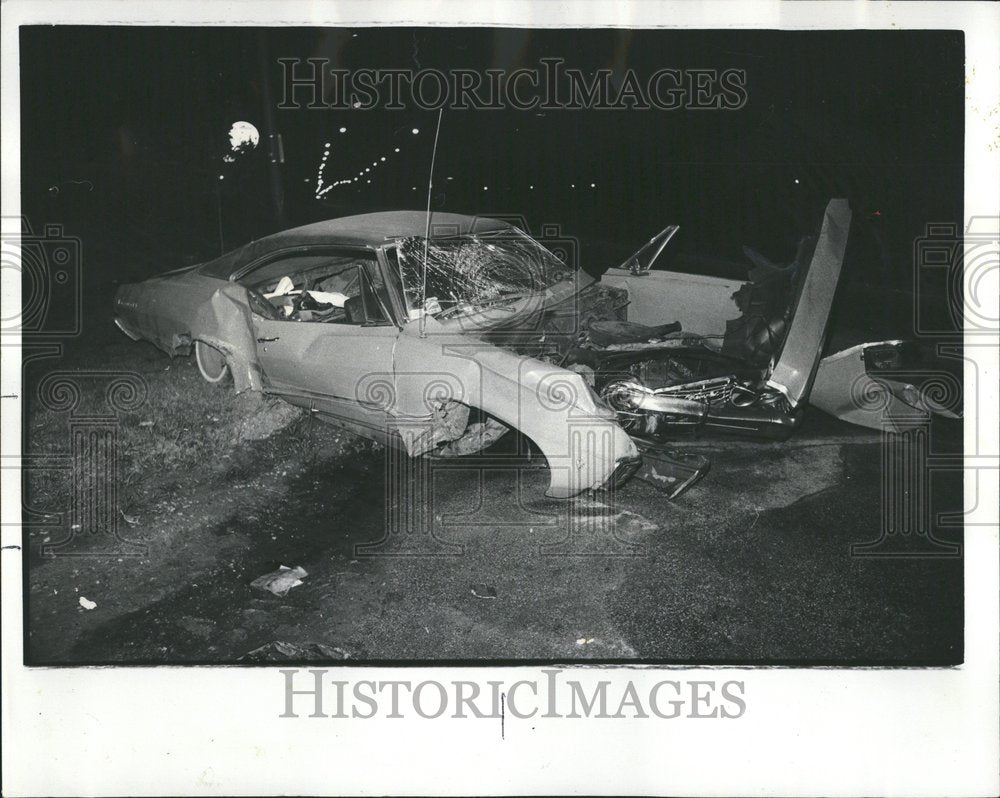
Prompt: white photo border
<box><xmin>2</xmin><ymin>2</ymin><xmax>997</xmax><ymax>796</ymax></box>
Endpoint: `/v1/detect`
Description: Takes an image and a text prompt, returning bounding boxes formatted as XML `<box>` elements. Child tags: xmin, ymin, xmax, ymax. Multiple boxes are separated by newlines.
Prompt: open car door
<box><xmin>586</xmin><ymin>199</ymin><xmax>854</xmax><ymax>441</ymax></box>
<box><xmin>615</xmin><ymin>225</ymin><xmax>680</xmax><ymax>274</ymax></box>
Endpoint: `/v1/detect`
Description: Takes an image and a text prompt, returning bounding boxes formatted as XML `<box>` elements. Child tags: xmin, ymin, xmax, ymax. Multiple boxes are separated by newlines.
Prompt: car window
<box><xmin>239</xmin><ymin>251</ymin><xmax>390</xmax><ymax>324</ymax></box>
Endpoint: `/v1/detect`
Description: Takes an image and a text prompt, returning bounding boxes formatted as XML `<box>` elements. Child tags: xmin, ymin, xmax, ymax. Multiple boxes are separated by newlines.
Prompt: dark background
<box><xmin>21</xmin><ymin>26</ymin><xmax>963</xmax><ymax>302</ymax></box>
<box><xmin>19</xmin><ymin>26</ymin><xmax>967</xmax><ymax>667</ymax></box>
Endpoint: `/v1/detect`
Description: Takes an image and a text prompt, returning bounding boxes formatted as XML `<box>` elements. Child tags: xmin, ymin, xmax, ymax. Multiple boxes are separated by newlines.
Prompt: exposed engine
<box><xmin>482</xmin><ymin>248</ymin><xmax>809</xmax><ymax>442</ymax></box>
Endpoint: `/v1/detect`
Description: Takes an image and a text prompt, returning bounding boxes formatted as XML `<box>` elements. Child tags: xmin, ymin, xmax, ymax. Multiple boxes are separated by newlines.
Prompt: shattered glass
<box><xmin>394</xmin><ymin>229</ymin><xmax>571</xmax><ymax>320</ymax></box>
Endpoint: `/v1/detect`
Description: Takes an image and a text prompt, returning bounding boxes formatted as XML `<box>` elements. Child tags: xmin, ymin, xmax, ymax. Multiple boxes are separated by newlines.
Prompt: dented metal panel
<box><xmin>810</xmin><ymin>339</ymin><xmax>962</xmax><ymax>431</ymax></box>
<box><xmin>766</xmin><ymin>198</ymin><xmax>852</xmax><ymax>407</ymax></box>
<box><xmin>393</xmin><ymin>316</ymin><xmax>639</xmax><ymax>498</ymax></box>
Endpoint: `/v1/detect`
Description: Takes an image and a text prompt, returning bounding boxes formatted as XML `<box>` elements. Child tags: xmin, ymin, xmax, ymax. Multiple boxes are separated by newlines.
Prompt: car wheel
<box><xmin>195</xmin><ymin>341</ymin><xmax>230</xmax><ymax>384</ymax></box>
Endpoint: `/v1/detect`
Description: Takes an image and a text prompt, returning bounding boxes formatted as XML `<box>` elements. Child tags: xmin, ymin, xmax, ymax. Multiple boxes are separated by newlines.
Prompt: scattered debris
<box><xmin>471</xmin><ymin>584</ymin><xmax>498</xmax><ymax>600</ymax></box>
<box><xmin>138</xmin><ymin>420</ymin><xmax>154</xmax><ymax>427</ymax></box>
<box><xmin>119</xmin><ymin>509</ymin><xmax>139</xmax><ymax>526</ymax></box>
<box><xmin>238</xmin><ymin>641</ymin><xmax>350</xmax><ymax>661</ymax></box>
<box><xmin>615</xmin><ymin>510</ymin><xmax>659</xmax><ymax>532</ymax></box>
<box><xmin>79</xmin><ymin>596</ymin><xmax>97</xmax><ymax>610</ymax></box>
<box><xmin>250</xmin><ymin>565</ymin><xmax>308</xmax><ymax>596</ymax></box>
<box><xmin>575</xmin><ymin>637</ymin><xmax>595</xmax><ymax>646</ymax></box>
<box><xmin>632</xmin><ymin>444</ymin><xmax>710</xmax><ymax>500</ymax></box>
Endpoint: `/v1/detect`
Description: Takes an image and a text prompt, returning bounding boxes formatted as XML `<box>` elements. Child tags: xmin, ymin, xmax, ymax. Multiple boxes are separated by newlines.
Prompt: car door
<box><xmin>241</xmin><ymin>248</ymin><xmax>400</xmax><ymax>436</ymax></box>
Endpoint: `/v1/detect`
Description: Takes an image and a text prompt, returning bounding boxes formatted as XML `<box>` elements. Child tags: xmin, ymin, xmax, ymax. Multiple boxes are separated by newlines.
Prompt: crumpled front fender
<box><xmin>393</xmin><ymin>323</ymin><xmax>637</xmax><ymax>498</ymax></box>
<box><xmin>475</xmin><ymin>351</ymin><xmax>639</xmax><ymax>498</ymax></box>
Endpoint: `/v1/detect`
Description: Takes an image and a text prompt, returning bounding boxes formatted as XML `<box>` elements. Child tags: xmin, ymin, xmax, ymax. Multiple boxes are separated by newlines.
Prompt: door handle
<box><xmin>256</xmin><ymin>336</ymin><xmax>280</xmax><ymax>343</ymax></box>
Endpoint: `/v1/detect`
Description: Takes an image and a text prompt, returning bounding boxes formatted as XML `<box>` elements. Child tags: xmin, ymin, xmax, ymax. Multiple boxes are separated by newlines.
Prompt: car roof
<box><xmin>199</xmin><ymin>211</ymin><xmax>512</xmax><ymax>279</ymax></box>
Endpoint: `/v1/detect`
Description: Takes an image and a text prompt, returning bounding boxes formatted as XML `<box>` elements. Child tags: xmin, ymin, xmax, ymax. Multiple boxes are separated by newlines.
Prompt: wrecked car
<box><xmin>113</xmin><ymin>202</ymin><xmax>958</xmax><ymax>500</ymax></box>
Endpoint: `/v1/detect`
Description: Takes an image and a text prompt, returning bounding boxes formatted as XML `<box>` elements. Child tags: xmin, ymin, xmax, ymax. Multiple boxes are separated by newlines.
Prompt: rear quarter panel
<box><xmin>114</xmin><ymin>272</ymin><xmax>263</xmax><ymax>392</ymax></box>
<box><xmin>115</xmin><ymin>272</ymin><xmax>225</xmax><ymax>354</ymax></box>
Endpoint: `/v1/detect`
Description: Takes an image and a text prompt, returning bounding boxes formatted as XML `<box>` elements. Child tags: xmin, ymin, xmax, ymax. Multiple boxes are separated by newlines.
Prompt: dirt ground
<box><xmin>21</xmin><ymin>324</ymin><xmax>964</xmax><ymax>666</ymax></box>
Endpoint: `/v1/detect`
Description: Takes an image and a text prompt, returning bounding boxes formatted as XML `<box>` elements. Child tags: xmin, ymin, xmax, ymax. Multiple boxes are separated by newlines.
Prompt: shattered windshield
<box><xmin>393</xmin><ymin>228</ymin><xmax>572</xmax><ymax>320</ymax></box>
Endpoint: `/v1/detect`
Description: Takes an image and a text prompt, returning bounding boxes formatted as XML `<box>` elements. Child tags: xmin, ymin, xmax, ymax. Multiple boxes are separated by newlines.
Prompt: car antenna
<box><xmin>419</xmin><ymin>108</ymin><xmax>444</xmax><ymax>339</ymax></box>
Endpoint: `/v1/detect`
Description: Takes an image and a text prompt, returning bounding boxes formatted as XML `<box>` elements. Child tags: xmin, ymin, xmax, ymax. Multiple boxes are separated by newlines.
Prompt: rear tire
<box><xmin>195</xmin><ymin>341</ymin><xmax>229</xmax><ymax>384</ymax></box>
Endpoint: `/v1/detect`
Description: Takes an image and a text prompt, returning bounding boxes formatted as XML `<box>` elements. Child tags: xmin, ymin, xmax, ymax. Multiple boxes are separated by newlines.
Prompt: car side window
<box><xmin>238</xmin><ymin>251</ymin><xmax>386</xmax><ymax>324</ymax></box>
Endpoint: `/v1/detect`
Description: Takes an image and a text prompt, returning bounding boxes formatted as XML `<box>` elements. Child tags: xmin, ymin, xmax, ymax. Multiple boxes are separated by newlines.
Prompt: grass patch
<box><xmin>24</xmin><ymin>349</ymin><xmax>309</xmax><ymax>519</ymax></box>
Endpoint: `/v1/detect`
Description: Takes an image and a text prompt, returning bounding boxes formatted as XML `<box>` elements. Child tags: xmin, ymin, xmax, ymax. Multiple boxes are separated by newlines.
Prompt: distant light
<box><xmin>324</xmin><ymin>141</ymin><xmax>331</xmax><ymax>147</ymax></box>
<box><xmin>446</xmin><ymin>176</ymin><xmax>453</xmax><ymax>181</ymax></box>
<box><xmin>571</xmin><ymin>183</ymin><xmax>575</xmax><ymax>188</ymax></box>
<box><xmin>365</xmin><ymin>168</ymin><xmax>370</xmax><ymax>173</ymax></box>
<box><xmin>366</xmin><ymin>179</ymin><xmax>371</xmax><ymax>184</ymax></box>
<box><xmin>529</xmin><ymin>185</ymin><xmax>534</xmax><ymax>190</ymax></box>
<box><xmin>412</xmin><ymin>186</ymin><xmax>417</xmax><ymax>191</ymax></box>
<box><xmin>590</xmin><ymin>182</ymin><xmax>596</xmax><ymax>188</ymax></box>
<box><xmin>483</xmin><ymin>185</ymin><xmax>488</xmax><ymax>191</ymax></box>
<box><xmin>380</xmin><ymin>156</ymin><xmax>386</xmax><ymax>162</ymax></box>
<box><xmin>339</xmin><ymin>127</ymin><xmax>347</xmax><ymax>133</ymax></box>
<box><xmin>227</xmin><ymin>121</ymin><xmax>259</xmax><ymax>153</ymax></box>
<box><xmin>218</xmin><ymin>174</ymin><xmax>224</xmax><ymax>180</ymax></box>
<box><xmin>411</xmin><ymin>128</ymin><xmax>420</xmax><ymax>135</ymax></box>
<box><xmin>394</xmin><ymin>147</ymin><xmax>400</xmax><ymax>153</ymax></box>
<box><xmin>794</xmin><ymin>178</ymin><xmax>800</xmax><ymax>184</ymax></box>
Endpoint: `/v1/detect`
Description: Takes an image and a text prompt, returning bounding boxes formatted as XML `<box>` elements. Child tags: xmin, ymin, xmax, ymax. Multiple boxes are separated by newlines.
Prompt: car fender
<box><xmin>115</xmin><ymin>275</ymin><xmax>263</xmax><ymax>392</ymax></box>
<box><xmin>392</xmin><ymin>319</ymin><xmax>638</xmax><ymax>498</ymax></box>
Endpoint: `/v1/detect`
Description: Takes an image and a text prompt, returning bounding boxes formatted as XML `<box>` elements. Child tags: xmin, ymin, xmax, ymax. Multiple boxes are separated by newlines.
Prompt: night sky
<box><xmin>20</xmin><ymin>27</ymin><xmax>963</xmax><ymax>289</ymax></box>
